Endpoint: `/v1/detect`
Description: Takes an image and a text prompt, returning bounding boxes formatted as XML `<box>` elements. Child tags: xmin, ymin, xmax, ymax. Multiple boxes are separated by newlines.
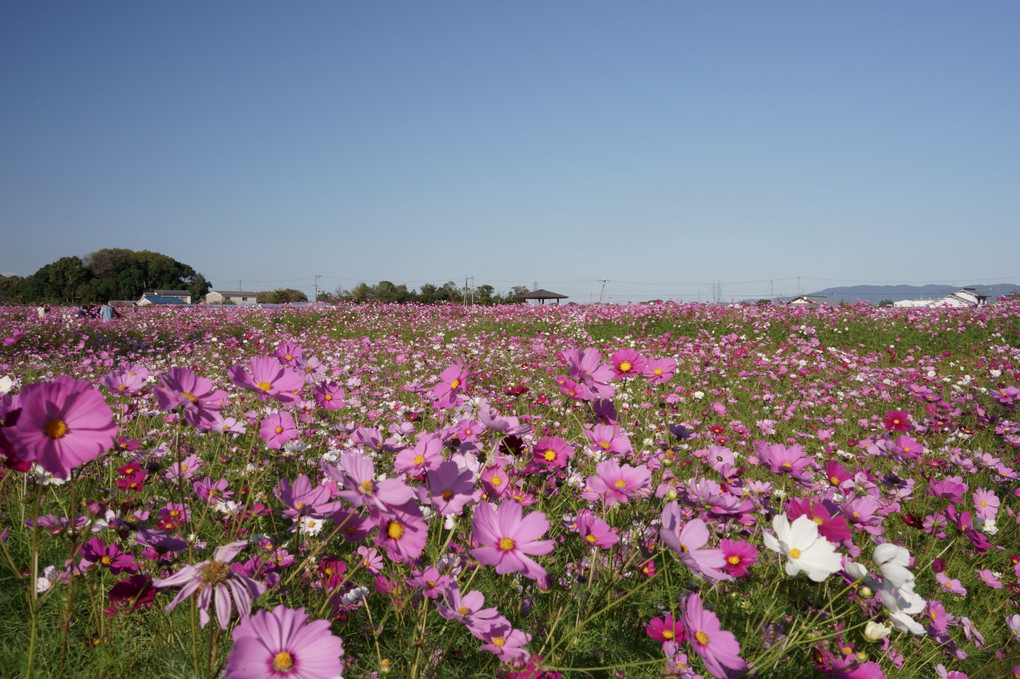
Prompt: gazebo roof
<box><xmin>519</xmin><ymin>288</ymin><xmax>568</xmax><ymax>303</ymax></box>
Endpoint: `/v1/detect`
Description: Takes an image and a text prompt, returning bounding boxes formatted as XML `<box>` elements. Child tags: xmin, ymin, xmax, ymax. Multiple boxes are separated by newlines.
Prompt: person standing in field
<box><xmin>99</xmin><ymin>301</ymin><xmax>115</xmax><ymax>322</ymax></box>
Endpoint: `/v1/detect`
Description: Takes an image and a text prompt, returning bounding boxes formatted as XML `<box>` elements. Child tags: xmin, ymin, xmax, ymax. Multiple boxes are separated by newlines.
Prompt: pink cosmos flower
<box><xmin>935</xmin><ymin>572</ymin><xmax>967</xmax><ymax>596</ymax></box>
<box><xmin>326</xmin><ymin>451</ymin><xmax>415</xmax><ymax>514</ymax></box>
<box><xmin>532</xmin><ymin>436</ymin><xmax>575</xmax><ymax>469</ymax></box>
<box><xmin>436</xmin><ymin>587</ymin><xmax>501</xmax><ymax>632</ymax></box>
<box><xmin>431</xmin><ymin>359</ymin><xmax>469</xmax><ymax>409</ymax></box>
<box><xmin>102</xmin><ymin>363</ymin><xmax>149</xmax><ymax>395</ymax></box>
<box><xmin>972</xmin><ymin>488</ymin><xmax>1000</xmax><ymax>520</ymax></box>
<box><xmin>373</xmin><ymin>501</ymin><xmax>428</xmax><ymax>563</ymax></box>
<box><xmin>882</xmin><ymin>411</ymin><xmax>911</xmax><ymax>432</ymax></box>
<box><xmin>5</xmin><ymin>375</ymin><xmax>118</xmax><ymax>478</ymax></box>
<box><xmin>975</xmin><ymin>568</ymin><xmax>1002</xmax><ymax>589</ymax></box>
<box><xmin>585</xmin><ymin>423</ymin><xmax>633</xmax><ymax>457</ymax></box>
<box><xmin>682</xmin><ymin>592</ymin><xmax>747</xmax><ymax>679</ymax></box>
<box><xmin>79</xmin><ymin>536</ymin><xmax>137</xmax><ymax>575</ymax></box>
<box><xmin>260</xmin><ymin>412</ymin><xmax>298</xmax><ymax>450</ymax></box>
<box><xmin>275</xmin><ymin>475</ymin><xmax>336</xmax><ymax>519</ymax></box>
<box><xmin>470</xmin><ymin>501</ymin><xmax>554</xmax><ymax>585</ymax></box>
<box><xmin>475</xmin><ymin>619</ymin><xmax>531</xmax><ymax>664</ymax></box>
<box><xmin>719</xmin><ymin>539</ymin><xmax>758</xmax><ymax>578</ymax></box>
<box><xmin>228</xmin><ymin>356</ymin><xmax>306</xmax><ymax>404</ymax></box>
<box><xmin>571</xmin><ymin>510</ymin><xmax>619</xmax><ymax>549</ymax></box>
<box><xmin>646</xmin><ymin>614</ymin><xmax>686</xmax><ymax>646</ymax></box>
<box><xmin>406</xmin><ymin>566</ymin><xmax>454</xmax><ymax>599</ymax></box>
<box><xmin>644</xmin><ymin>357</ymin><xmax>677</xmax><ymax>385</ymax></box>
<box><xmin>757</xmin><ymin>442</ymin><xmax>813</xmax><ymax>481</ymax></box>
<box><xmin>659</xmin><ymin>505</ymin><xmax>730</xmax><ymax>583</ymax></box>
<box><xmin>154</xmin><ymin>540</ymin><xmax>265</xmax><ymax>629</ymax></box>
<box><xmin>273</xmin><ymin>342</ymin><xmax>304</xmax><ymax>367</ymax></box>
<box><xmin>582</xmin><ymin>460</ymin><xmax>651</xmax><ymax>507</ymax></box>
<box><xmin>418</xmin><ymin>459</ymin><xmax>479</xmax><ymax>516</ymax></box>
<box><xmin>312</xmin><ymin>381</ymin><xmax>345</xmax><ymax>410</ymax></box>
<box><xmin>152</xmin><ymin>367</ymin><xmax>227</xmax><ymax>429</ymax></box>
<box><xmin>394</xmin><ymin>433</ymin><xmax>444</xmax><ymax>477</ymax></box>
<box><xmin>225</xmin><ymin>604</ymin><xmax>344</xmax><ymax>679</ymax></box>
<box><xmin>609</xmin><ymin>348</ymin><xmax>647</xmax><ymax>379</ymax></box>
<box><xmin>559</xmin><ymin>347</ymin><xmax>615</xmax><ymax>399</ymax></box>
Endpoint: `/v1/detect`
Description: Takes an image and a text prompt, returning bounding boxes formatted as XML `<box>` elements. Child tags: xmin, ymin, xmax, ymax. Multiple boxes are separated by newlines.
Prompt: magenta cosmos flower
<box><xmin>470</xmin><ymin>501</ymin><xmax>554</xmax><ymax>585</ymax></box>
<box><xmin>5</xmin><ymin>375</ymin><xmax>118</xmax><ymax>478</ymax></box>
<box><xmin>225</xmin><ymin>604</ymin><xmax>344</xmax><ymax>679</ymax></box>
<box><xmin>682</xmin><ymin>592</ymin><xmax>747</xmax><ymax>679</ymax></box>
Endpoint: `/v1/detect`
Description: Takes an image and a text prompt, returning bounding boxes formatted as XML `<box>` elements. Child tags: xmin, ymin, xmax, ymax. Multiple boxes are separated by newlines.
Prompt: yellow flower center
<box><xmin>654</xmin><ymin>368</ymin><xmax>663</xmax><ymax>375</ymax></box>
<box><xmin>441</xmin><ymin>489</ymin><xmax>453</xmax><ymax>501</ymax></box>
<box><xmin>619</xmin><ymin>361</ymin><xmax>632</xmax><ymax>372</ymax></box>
<box><xmin>449</xmin><ymin>378</ymin><xmax>460</xmax><ymax>390</ymax></box>
<box><xmin>272</xmin><ymin>651</ymin><xmax>294</xmax><ymax>671</ymax></box>
<box><xmin>543</xmin><ymin>450</ymin><xmax>557</xmax><ymax>462</ymax></box>
<box><xmin>387</xmin><ymin>521</ymin><xmax>404</xmax><ymax>540</ymax></box>
<box><xmin>359</xmin><ymin>480</ymin><xmax>375</xmax><ymax>494</ymax></box>
<box><xmin>980</xmin><ymin>500</ymin><xmax>987</xmax><ymax>507</ymax></box>
<box><xmin>662</xmin><ymin>629</ymin><xmax>674</xmax><ymax>640</ymax></box>
<box><xmin>492</xmin><ymin>637</ymin><xmax>505</xmax><ymax>648</ymax></box>
<box><xmin>789</xmin><ymin>548</ymin><xmax>801</xmax><ymax>559</ymax></box>
<box><xmin>118</xmin><ymin>384</ymin><xmax>127</xmax><ymax>391</ymax></box>
<box><xmin>101</xmin><ymin>555</ymin><xmax>112</xmax><ymax>566</ymax></box>
<box><xmin>324</xmin><ymin>394</ymin><xmax>332</xmax><ymax>401</ymax></box>
<box><xmin>414</xmin><ymin>455</ymin><xmax>425</xmax><ymax>465</ymax></box>
<box><xmin>458</xmin><ymin>605</ymin><xmax>469</xmax><ymax>616</ymax></box>
<box><xmin>614</xmin><ymin>479</ymin><xmax>627</xmax><ymax>489</ymax></box>
<box><xmin>813</xmin><ymin>517</ymin><xmax>824</xmax><ymax>525</ymax></box>
<box><xmin>181</xmin><ymin>391</ymin><xmax>198</xmax><ymax>403</ymax></box>
<box><xmin>695</xmin><ymin>630</ymin><xmax>709</xmax><ymax>645</ymax></box>
<box><xmin>275</xmin><ymin>426</ymin><xmax>283</xmax><ymax>434</ymax></box>
<box><xmin>829</xmin><ymin>476</ymin><xmax>841</xmax><ymax>486</ymax></box>
<box><xmin>257</xmin><ymin>381</ymin><xmax>272</xmax><ymax>392</ymax></box>
<box><xmin>45</xmin><ymin>419</ymin><xmax>68</xmax><ymax>439</ymax></box>
<box><xmin>728</xmin><ymin>555</ymin><xmax>741</xmax><ymax>565</ymax></box>
<box><xmin>599</xmin><ymin>441</ymin><xmax>611</xmax><ymax>449</ymax></box>
<box><xmin>498</xmin><ymin>537</ymin><xmax>515</xmax><ymax>551</ymax></box>
<box><xmin>491</xmin><ymin>476</ymin><xmax>502</xmax><ymax>487</ymax></box>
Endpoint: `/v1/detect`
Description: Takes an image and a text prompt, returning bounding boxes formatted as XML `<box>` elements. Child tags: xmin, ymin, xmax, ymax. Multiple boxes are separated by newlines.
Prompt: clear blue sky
<box><xmin>2</xmin><ymin>2</ymin><xmax>1018</xmax><ymax>302</ymax></box>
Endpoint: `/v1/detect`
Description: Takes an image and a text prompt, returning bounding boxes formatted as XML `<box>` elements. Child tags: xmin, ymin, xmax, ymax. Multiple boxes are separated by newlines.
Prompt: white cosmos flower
<box><xmin>762</xmin><ymin>514</ymin><xmax>843</xmax><ymax>582</ymax></box>
<box><xmin>863</xmin><ymin>621</ymin><xmax>892</xmax><ymax>642</ymax></box>
<box><xmin>873</xmin><ymin>543</ymin><xmax>915</xmax><ymax>591</ymax></box>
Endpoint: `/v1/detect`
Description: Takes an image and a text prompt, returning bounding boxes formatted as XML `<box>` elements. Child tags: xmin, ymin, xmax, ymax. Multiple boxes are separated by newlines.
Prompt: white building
<box><xmin>893</xmin><ymin>287</ymin><xmax>989</xmax><ymax>309</ymax></box>
<box><xmin>205</xmin><ymin>290</ymin><xmax>259</xmax><ymax>306</ymax></box>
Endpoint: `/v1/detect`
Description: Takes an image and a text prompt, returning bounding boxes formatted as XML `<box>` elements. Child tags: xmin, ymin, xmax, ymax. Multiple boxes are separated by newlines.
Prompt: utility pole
<box><xmin>313</xmin><ymin>275</ymin><xmax>320</xmax><ymax>303</ymax></box>
<box><xmin>598</xmin><ymin>279</ymin><xmax>608</xmax><ymax>304</ymax></box>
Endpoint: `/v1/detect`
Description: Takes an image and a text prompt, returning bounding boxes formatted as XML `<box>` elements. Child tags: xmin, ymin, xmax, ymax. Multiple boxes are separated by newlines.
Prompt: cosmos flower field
<box><xmin>1</xmin><ymin>301</ymin><xmax>1019</xmax><ymax>678</ymax></box>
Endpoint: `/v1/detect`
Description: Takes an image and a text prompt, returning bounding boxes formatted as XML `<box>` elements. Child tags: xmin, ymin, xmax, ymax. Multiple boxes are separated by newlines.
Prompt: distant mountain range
<box><xmin>799</xmin><ymin>284</ymin><xmax>1020</xmax><ymax>305</ymax></box>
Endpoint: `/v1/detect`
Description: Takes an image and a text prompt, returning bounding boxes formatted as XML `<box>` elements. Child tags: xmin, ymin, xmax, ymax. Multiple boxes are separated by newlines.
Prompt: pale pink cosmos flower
<box><xmin>325</xmin><ymin>451</ymin><xmax>414</xmax><ymax>514</ymax></box>
<box><xmin>582</xmin><ymin>460</ymin><xmax>651</xmax><ymax>507</ymax></box>
<box><xmin>5</xmin><ymin>375</ymin><xmax>118</xmax><ymax>479</ymax></box>
<box><xmin>682</xmin><ymin>592</ymin><xmax>747</xmax><ymax>679</ymax></box>
<box><xmin>470</xmin><ymin>501</ymin><xmax>554</xmax><ymax>585</ymax></box>
<box><xmin>225</xmin><ymin>604</ymin><xmax>344</xmax><ymax>679</ymax></box>
<box><xmin>152</xmin><ymin>367</ymin><xmax>227</xmax><ymax>429</ymax></box>
<box><xmin>431</xmin><ymin>359</ymin><xmax>469</xmax><ymax>409</ymax></box>
<box><xmin>228</xmin><ymin>356</ymin><xmax>305</xmax><ymax>404</ymax></box>
<box><xmin>436</xmin><ymin>587</ymin><xmax>501</xmax><ymax>632</ymax></box>
<box><xmin>659</xmin><ymin>504</ymin><xmax>730</xmax><ymax>583</ymax></box>
<box><xmin>154</xmin><ymin>540</ymin><xmax>265</xmax><ymax>629</ymax></box>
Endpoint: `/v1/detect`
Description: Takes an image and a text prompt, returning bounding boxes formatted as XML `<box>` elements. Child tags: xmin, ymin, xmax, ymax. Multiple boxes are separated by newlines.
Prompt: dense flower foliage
<box><xmin>2</xmin><ymin>300</ymin><xmax>1019</xmax><ymax>678</ymax></box>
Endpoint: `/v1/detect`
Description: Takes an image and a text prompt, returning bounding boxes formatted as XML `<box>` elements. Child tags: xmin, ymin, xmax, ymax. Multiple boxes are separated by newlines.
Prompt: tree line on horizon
<box><xmin>0</xmin><ymin>249</ymin><xmax>210</xmax><ymax>305</ymax></box>
<box><xmin>316</xmin><ymin>280</ymin><xmax>530</xmax><ymax>305</ymax></box>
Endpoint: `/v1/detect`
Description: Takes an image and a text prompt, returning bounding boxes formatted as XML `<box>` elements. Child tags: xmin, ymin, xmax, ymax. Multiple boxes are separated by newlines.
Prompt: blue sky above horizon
<box><xmin>2</xmin><ymin>2</ymin><xmax>1018</xmax><ymax>303</ymax></box>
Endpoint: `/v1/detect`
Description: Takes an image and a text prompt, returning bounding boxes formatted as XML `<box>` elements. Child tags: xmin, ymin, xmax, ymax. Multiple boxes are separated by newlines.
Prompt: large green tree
<box><xmin>15</xmin><ymin>249</ymin><xmax>210</xmax><ymax>304</ymax></box>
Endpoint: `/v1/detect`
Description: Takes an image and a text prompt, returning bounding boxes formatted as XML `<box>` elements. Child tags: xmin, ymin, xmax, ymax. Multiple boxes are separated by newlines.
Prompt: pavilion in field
<box><xmin>519</xmin><ymin>288</ymin><xmax>568</xmax><ymax>304</ymax></box>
